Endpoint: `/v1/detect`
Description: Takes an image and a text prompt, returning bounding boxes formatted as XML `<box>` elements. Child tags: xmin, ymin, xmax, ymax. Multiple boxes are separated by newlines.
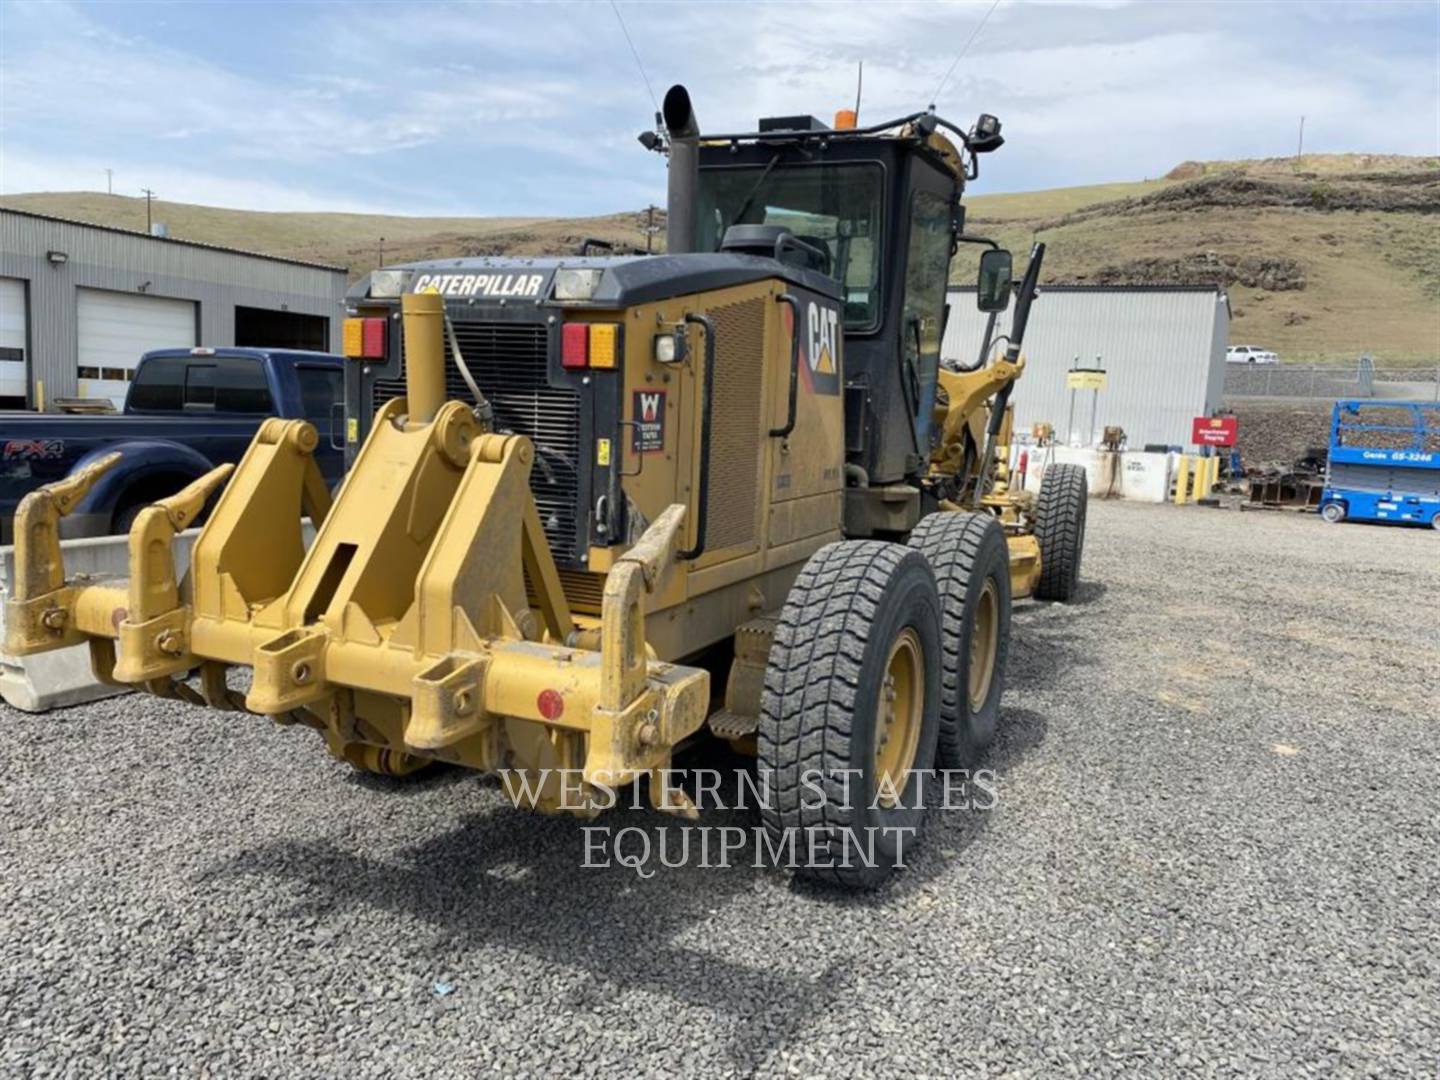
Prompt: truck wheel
<box><xmin>759</xmin><ymin>541</ymin><xmax>942</xmax><ymax>890</ymax></box>
<box><xmin>1034</xmin><ymin>463</ymin><xmax>1088</xmax><ymax>602</ymax></box>
<box><xmin>907</xmin><ymin>512</ymin><xmax>1011</xmax><ymax>768</ymax></box>
<box><xmin>1320</xmin><ymin>502</ymin><xmax>1347</xmax><ymax>524</ymax></box>
<box><xmin>1431</xmin><ymin>512</ymin><xmax>1440</xmax><ymax>531</ymax></box>
<box><xmin>112</xmin><ymin>500</ymin><xmax>145</xmax><ymax>535</ymax></box>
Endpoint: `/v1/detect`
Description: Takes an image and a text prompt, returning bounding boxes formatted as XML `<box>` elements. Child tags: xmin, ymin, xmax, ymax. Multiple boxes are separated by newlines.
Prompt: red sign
<box><xmin>1192</xmin><ymin>416</ymin><xmax>1238</xmax><ymax>447</ymax></box>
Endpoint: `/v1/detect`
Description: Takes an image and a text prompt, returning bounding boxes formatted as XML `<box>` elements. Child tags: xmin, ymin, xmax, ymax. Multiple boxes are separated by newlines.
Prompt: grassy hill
<box><xmin>5</xmin><ymin>153</ymin><xmax>1437</xmax><ymax>363</ymax></box>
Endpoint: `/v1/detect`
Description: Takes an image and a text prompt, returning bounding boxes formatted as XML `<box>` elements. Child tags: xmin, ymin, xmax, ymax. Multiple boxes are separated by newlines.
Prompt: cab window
<box><xmin>295</xmin><ymin>365</ymin><xmax>342</xmax><ymax>421</ymax></box>
<box><xmin>127</xmin><ymin>357</ymin><xmax>185</xmax><ymax>411</ymax></box>
<box><xmin>900</xmin><ymin>189</ymin><xmax>953</xmax><ymax>440</ymax></box>
<box><xmin>696</xmin><ymin>162</ymin><xmax>885</xmax><ymax>331</ymax></box>
<box><xmin>213</xmin><ymin>358</ymin><xmax>272</xmax><ymax>413</ymax></box>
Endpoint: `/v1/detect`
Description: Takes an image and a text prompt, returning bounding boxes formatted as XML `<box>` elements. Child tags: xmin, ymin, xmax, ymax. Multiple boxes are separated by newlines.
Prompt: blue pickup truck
<box><xmin>1</xmin><ymin>347</ymin><xmax>345</xmax><ymax>543</ymax></box>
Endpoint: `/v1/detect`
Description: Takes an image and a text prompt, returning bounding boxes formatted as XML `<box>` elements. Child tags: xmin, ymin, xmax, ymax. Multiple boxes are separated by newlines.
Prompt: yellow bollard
<box><xmin>1174</xmin><ymin>455</ymin><xmax>1191</xmax><ymax>505</ymax></box>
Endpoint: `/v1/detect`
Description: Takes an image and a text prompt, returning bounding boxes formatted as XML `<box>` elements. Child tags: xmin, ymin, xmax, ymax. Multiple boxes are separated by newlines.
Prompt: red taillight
<box><xmin>362</xmin><ymin>318</ymin><xmax>386</xmax><ymax>359</ymax></box>
<box><xmin>561</xmin><ymin>323</ymin><xmax>589</xmax><ymax>369</ymax></box>
<box><xmin>344</xmin><ymin>316</ymin><xmax>388</xmax><ymax>360</ymax></box>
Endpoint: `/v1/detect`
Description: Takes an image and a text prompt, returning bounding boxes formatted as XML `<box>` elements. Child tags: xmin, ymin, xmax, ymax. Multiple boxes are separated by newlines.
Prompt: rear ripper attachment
<box><xmin>4</xmin><ymin>291</ymin><xmax>710</xmax><ymax>815</ymax></box>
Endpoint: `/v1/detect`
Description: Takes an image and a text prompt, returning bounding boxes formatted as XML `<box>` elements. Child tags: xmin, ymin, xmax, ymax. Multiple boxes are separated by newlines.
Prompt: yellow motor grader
<box><xmin>6</xmin><ymin>86</ymin><xmax>1087</xmax><ymax>888</ymax></box>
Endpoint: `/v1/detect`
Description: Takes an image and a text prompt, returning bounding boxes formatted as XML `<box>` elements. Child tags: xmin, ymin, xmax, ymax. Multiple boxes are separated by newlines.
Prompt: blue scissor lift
<box><xmin>1319</xmin><ymin>400</ymin><xmax>1440</xmax><ymax>528</ymax></box>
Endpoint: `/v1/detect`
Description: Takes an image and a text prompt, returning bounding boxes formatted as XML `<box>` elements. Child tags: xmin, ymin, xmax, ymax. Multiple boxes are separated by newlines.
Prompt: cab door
<box><xmin>898</xmin><ymin>184</ymin><xmax>956</xmax><ymax>450</ymax></box>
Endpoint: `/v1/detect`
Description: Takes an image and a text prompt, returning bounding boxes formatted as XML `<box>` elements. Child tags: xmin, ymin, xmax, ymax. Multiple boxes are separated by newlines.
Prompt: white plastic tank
<box><xmin>1118</xmin><ymin>451</ymin><xmax>1173</xmax><ymax>503</ymax></box>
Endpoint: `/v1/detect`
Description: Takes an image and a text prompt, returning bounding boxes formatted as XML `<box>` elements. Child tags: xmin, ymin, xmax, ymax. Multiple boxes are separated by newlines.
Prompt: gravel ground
<box><xmin>2</xmin><ymin>500</ymin><xmax>1437</xmax><ymax>1077</ymax></box>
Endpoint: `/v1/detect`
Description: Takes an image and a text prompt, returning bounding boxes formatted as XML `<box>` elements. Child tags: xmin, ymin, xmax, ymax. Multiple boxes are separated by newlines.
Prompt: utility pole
<box><xmin>378</xmin><ymin>236</ymin><xmax>385</xmax><ymax>267</ymax></box>
<box><xmin>105</xmin><ymin>169</ymin><xmax>113</xmax><ymax>196</ymax></box>
<box><xmin>140</xmin><ymin>188</ymin><xmax>155</xmax><ymax>232</ymax></box>
<box><xmin>1296</xmin><ymin>116</ymin><xmax>1305</xmax><ymax>162</ymax></box>
<box><xmin>644</xmin><ymin>206</ymin><xmax>655</xmax><ymax>254</ymax></box>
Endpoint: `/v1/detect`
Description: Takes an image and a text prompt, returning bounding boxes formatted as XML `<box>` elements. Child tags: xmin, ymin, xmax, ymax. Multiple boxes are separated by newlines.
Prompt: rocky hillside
<box><xmin>966</xmin><ymin>155</ymin><xmax>1440</xmax><ymax>364</ymax></box>
<box><xmin>5</xmin><ymin>154</ymin><xmax>1437</xmax><ymax>363</ymax></box>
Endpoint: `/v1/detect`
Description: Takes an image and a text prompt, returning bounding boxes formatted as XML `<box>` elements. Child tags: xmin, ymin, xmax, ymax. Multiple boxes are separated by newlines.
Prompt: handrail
<box><xmin>769</xmin><ymin>293</ymin><xmax>801</xmax><ymax>438</ymax></box>
<box><xmin>678</xmin><ymin>313</ymin><xmax>716</xmax><ymax>561</ymax></box>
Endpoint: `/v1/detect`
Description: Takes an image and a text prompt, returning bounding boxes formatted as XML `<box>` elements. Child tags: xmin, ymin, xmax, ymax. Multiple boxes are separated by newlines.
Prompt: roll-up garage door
<box><xmin>0</xmin><ymin>277</ymin><xmax>26</xmax><ymax>405</ymax></box>
<box><xmin>77</xmin><ymin>288</ymin><xmax>196</xmax><ymax>408</ymax></box>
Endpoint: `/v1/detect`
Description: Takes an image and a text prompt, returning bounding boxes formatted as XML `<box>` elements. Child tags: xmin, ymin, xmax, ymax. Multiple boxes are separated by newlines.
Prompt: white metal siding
<box><xmin>943</xmin><ymin>287</ymin><xmax>1229</xmax><ymax>450</ymax></box>
<box><xmin>0</xmin><ymin>277</ymin><xmax>25</xmax><ymax>401</ymax></box>
<box><xmin>76</xmin><ymin>288</ymin><xmax>196</xmax><ymax>408</ymax></box>
<box><xmin>0</xmin><ymin>209</ymin><xmax>348</xmax><ymax>406</ymax></box>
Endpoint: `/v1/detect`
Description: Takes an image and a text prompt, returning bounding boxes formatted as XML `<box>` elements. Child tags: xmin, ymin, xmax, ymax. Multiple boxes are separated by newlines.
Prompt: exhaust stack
<box><xmin>663</xmin><ymin>85</ymin><xmax>699</xmax><ymax>255</ymax></box>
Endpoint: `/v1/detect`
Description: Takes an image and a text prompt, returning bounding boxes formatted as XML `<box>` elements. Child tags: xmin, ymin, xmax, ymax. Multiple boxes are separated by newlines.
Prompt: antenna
<box><xmin>854</xmin><ymin>60</ymin><xmax>863</xmax><ymax>124</ymax></box>
<box><xmin>930</xmin><ymin>0</ymin><xmax>1003</xmax><ymax>108</ymax></box>
<box><xmin>608</xmin><ymin>0</ymin><xmax>659</xmax><ymax>115</ymax></box>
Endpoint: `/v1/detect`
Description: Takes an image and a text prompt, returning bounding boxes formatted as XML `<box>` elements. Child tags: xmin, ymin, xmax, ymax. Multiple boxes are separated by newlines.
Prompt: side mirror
<box><xmin>976</xmin><ymin>248</ymin><xmax>1013</xmax><ymax>312</ymax></box>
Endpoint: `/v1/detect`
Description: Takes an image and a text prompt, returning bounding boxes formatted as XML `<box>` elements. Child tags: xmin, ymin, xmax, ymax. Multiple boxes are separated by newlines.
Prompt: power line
<box><xmin>930</xmin><ymin>0</ymin><xmax>1004</xmax><ymax>108</ymax></box>
<box><xmin>608</xmin><ymin>0</ymin><xmax>659</xmax><ymax>115</ymax></box>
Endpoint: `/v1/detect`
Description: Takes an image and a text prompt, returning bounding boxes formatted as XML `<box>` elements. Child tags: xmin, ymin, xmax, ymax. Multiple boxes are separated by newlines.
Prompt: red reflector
<box><xmin>362</xmin><ymin>318</ymin><xmax>387</xmax><ymax>359</ymax></box>
<box><xmin>561</xmin><ymin>323</ymin><xmax>589</xmax><ymax>368</ymax></box>
<box><xmin>537</xmin><ymin>688</ymin><xmax>565</xmax><ymax>720</ymax></box>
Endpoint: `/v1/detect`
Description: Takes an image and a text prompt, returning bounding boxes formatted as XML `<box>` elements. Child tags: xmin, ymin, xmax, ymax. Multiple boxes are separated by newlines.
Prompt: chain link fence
<box><xmin>1224</xmin><ymin>358</ymin><xmax>1440</xmax><ymax>401</ymax></box>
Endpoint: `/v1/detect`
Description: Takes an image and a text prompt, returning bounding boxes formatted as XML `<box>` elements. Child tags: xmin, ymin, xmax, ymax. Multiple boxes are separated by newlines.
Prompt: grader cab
<box><xmin>6</xmin><ymin>85</ymin><xmax>1087</xmax><ymax>888</ymax></box>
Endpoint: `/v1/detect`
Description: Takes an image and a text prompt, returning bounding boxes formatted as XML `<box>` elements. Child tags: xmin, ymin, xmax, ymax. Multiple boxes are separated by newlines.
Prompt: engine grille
<box><xmin>704</xmin><ymin>297</ymin><xmax>767</xmax><ymax>553</ymax></box>
<box><xmin>371</xmin><ymin>319</ymin><xmax>582</xmax><ymax>559</ymax></box>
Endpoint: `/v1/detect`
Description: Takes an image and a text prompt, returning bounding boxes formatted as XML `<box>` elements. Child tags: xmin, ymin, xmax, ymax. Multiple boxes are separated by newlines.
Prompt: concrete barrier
<box><xmin>1</xmin><ymin>530</ymin><xmax>202</xmax><ymax>711</ymax></box>
<box><xmin>3</xmin><ymin>522</ymin><xmax>315</xmax><ymax>712</ymax></box>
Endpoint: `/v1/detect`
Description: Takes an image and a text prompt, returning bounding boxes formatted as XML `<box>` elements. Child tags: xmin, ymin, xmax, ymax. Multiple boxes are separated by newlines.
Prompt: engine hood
<box><xmin>348</xmin><ymin>252</ymin><xmax>839</xmax><ymax>309</ymax></box>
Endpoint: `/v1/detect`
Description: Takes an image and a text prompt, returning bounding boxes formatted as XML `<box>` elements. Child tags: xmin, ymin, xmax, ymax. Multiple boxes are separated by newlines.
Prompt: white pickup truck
<box><xmin>1226</xmin><ymin>345</ymin><xmax>1279</xmax><ymax>364</ymax></box>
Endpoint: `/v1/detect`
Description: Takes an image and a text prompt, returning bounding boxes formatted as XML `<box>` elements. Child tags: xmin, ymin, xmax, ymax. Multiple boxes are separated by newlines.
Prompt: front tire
<box><xmin>1320</xmin><ymin>502</ymin><xmax>1347</xmax><ymax>524</ymax></box>
<box><xmin>1034</xmin><ymin>463</ymin><xmax>1088</xmax><ymax>601</ymax></box>
<box><xmin>907</xmin><ymin>512</ymin><xmax>1012</xmax><ymax>768</ymax></box>
<box><xmin>759</xmin><ymin>541</ymin><xmax>942</xmax><ymax>890</ymax></box>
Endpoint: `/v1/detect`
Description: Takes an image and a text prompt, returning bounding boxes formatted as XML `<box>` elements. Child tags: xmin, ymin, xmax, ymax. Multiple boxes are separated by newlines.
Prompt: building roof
<box><xmin>948</xmin><ymin>283</ymin><xmax>1227</xmax><ymax>293</ymax></box>
<box><xmin>0</xmin><ymin>206</ymin><xmax>347</xmax><ymax>274</ymax></box>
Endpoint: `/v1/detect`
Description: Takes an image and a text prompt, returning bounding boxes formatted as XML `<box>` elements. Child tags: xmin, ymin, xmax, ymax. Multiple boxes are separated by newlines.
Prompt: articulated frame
<box><xmin>928</xmin><ymin>356</ymin><xmax>1042</xmax><ymax>598</ymax></box>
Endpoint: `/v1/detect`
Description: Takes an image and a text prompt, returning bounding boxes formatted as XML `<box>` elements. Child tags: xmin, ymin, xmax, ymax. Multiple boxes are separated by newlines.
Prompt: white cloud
<box><xmin>0</xmin><ymin>0</ymin><xmax>1433</xmax><ymax>214</ymax></box>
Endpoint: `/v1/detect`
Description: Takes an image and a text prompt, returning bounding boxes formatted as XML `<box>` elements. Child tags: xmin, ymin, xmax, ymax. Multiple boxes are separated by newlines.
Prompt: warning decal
<box><xmin>631</xmin><ymin>389</ymin><xmax>666</xmax><ymax>454</ymax></box>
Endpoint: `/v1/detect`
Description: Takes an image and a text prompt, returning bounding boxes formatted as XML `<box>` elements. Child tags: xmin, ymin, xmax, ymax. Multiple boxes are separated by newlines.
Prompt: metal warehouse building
<box><xmin>943</xmin><ymin>285</ymin><xmax>1230</xmax><ymax>450</ymax></box>
<box><xmin>0</xmin><ymin>209</ymin><xmax>347</xmax><ymax>410</ymax></box>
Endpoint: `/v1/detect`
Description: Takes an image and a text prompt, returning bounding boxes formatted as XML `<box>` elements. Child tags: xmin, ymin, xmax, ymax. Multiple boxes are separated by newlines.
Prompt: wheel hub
<box><xmin>968</xmin><ymin>579</ymin><xmax>999</xmax><ymax>711</ymax></box>
<box><xmin>874</xmin><ymin>627</ymin><xmax>924</xmax><ymax>806</ymax></box>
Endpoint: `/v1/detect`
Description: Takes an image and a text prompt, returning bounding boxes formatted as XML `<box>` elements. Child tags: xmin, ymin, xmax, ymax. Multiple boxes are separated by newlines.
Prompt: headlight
<box><xmin>369</xmin><ymin>269</ymin><xmax>413</xmax><ymax>298</ymax></box>
<box><xmin>654</xmin><ymin>331</ymin><xmax>685</xmax><ymax>364</ymax></box>
<box><xmin>555</xmin><ymin>268</ymin><xmax>603</xmax><ymax>301</ymax></box>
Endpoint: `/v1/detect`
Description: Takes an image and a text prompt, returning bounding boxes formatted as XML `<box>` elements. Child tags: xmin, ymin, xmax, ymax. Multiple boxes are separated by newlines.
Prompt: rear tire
<box><xmin>759</xmin><ymin>541</ymin><xmax>942</xmax><ymax>890</ymax></box>
<box><xmin>1320</xmin><ymin>502</ymin><xmax>1347</xmax><ymax>524</ymax></box>
<box><xmin>1034</xmin><ymin>463</ymin><xmax>1088</xmax><ymax>601</ymax></box>
<box><xmin>907</xmin><ymin>512</ymin><xmax>1012</xmax><ymax>768</ymax></box>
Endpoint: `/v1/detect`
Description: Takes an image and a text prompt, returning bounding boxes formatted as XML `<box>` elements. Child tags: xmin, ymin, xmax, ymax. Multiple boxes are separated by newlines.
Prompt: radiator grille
<box><xmin>524</xmin><ymin>568</ymin><xmax>606</xmax><ymax>616</ymax></box>
<box><xmin>371</xmin><ymin>320</ymin><xmax>582</xmax><ymax>559</ymax></box>
<box><xmin>703</xmin><ymin>297</ymin><xmax>767</xmax><ymax>553</ymax></box>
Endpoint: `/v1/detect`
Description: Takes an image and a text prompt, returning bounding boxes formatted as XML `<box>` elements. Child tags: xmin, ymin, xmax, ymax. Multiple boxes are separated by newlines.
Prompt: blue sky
<box><xmin>1</xmin><ymin>0</ymin><xmax>1436</xmax><ymax>216</ymax></box>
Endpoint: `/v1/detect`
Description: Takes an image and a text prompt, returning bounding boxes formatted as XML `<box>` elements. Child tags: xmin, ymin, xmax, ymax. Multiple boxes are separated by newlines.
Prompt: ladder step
<box><xmin>707</xmin><ymin>709</ymin><xmax>758</xmax><ymax>740</ymax></box>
